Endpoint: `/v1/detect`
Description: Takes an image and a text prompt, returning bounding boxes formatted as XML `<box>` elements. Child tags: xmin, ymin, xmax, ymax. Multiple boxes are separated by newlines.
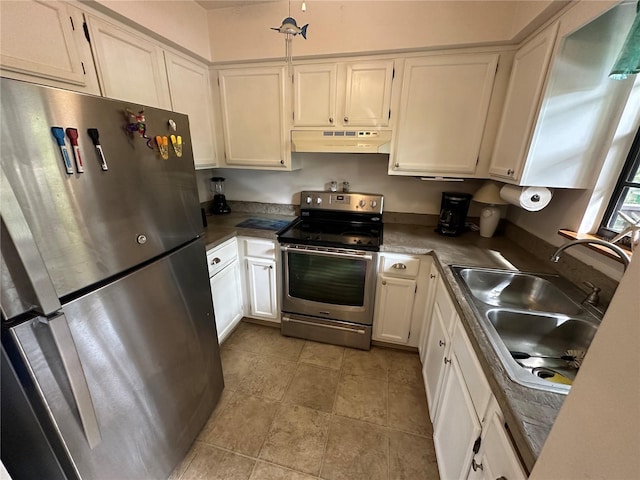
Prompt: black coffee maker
<box><xmin>436</xmin><ymin>192</ymin><xmax>472</xmax><ymax>236</ymax></box>
<box><xmin>210</xmin><ymin>177</ymin><xmax>231</xmax><ymax>215</ymax></box>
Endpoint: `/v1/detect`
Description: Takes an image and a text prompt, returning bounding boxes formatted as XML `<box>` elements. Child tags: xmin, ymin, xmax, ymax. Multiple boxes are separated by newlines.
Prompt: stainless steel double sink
<box><xmin>451</xmin><ymin>266</ymin><xmax>602</xmax><ymax>394</ymax></box>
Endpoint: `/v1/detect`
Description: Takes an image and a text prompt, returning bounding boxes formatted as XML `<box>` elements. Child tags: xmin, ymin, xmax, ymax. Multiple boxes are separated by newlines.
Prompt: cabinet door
<box><xmin>469</xmin><ymin>407</ymin><xmax>527</xmax><ymax>480</ymax></box>
<box><xmin>210</xmin><ymin>260</ymin><xmax>244</xmax><ymax>343</ymax></box>
<box><xmin>422</xmin><ymin>302</ymin><xmax>452</xmax><ymax>421</ymax></box>
<box><xmin>218</xmin><ymin>67</ymin><xmax>289</xmax><ymax>169</ymax></box>
<box><xmin>390</xmin><ymin>54</ymin><xmax>498</xmax><ymax>176</ymax></box>
<box><xmin>0</xmin><ymin>1</ymin><xmax>99</xmax><ymax>94</ymax></box>
<box><xmin>489</xmin><ymin>23</ymin><xmax>559</xmax><ymax>182</ymax></box>
<box><xmin>293</xmin><ymin>63</ymin><xmax>337</xmax><ymax>127</ymax></box>
<box><xmin>373</xmin><ymin>274</ymin><xmax>416</xmax><ymax>344</ymax></box>
<box><xmin>87</xmin><ymin>16</ymin><xmax>171</xmax><ymax>109</ymax></box>
<box><xmin>246</xmin><ymin>257</ymin><xmax>278</xmax><ymax>320</ymax></box>
<box><xmin>418</xmin><ymin>262</ymin><xmax>439</xmax><ymax>362</ymax></box>
<box><xmin>342</xmin><ymin>60</ymin><xmax>394</xmax><ymax>127</ymax></box>
<box><xmin>165</xmin><ymin>52</ymin><xmax>217</xmax><ymax>169</ymax></box>
<box><xmin>433</xmin><ymin>357</ymin><xmax>481</xmax><ymax>480</ymax></box>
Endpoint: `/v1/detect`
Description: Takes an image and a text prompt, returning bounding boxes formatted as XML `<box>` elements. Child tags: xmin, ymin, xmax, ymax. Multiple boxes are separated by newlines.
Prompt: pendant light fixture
<box><xmin>609</xmin><ymin>1</ymin><xmax>640</xmax><ymax>80</ymax></box>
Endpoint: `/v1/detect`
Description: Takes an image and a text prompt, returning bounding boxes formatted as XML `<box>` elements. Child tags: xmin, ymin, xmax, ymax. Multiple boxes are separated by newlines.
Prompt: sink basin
<box><xmin>451</xmin><ymin>266</ymin><xmax>602</xmax><ymax>394</ymax></box>
<box><xmin>457</xmin><ymin>268</ymin><xmax>582</xmax><ymax>315</ymax></box>
<box><xmin>487</xmin><ymin>310</ymin><xmax>597</xmax><ymax>358</ymax></box>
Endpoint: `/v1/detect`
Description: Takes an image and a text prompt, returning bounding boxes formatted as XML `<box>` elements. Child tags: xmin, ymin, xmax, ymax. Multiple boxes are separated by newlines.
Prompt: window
<box><xmin>598</xmin><ymin>126</ymin><xmax>640</xmax><ymax>249</ymax></box>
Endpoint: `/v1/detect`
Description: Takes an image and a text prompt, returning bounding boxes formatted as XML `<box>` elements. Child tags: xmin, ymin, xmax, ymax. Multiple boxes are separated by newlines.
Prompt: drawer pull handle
<box><xmin>439</xmin><ymin>340</ymin><xmax>445</xmax><ymax>347</ymax></box>
<box><xmin>210</xmin><ymin>257</ymin><xmax>221</xmax><ymax>265</ymax></box>
<box><xmin>391</xmin><ymin>263</ymin><xmax>407</xmax><ymax>270</ymax></box>
<box><xmin>443</xmin><ymin>357</ymin><xmax>451</xmax><ymax>365</ymax></box>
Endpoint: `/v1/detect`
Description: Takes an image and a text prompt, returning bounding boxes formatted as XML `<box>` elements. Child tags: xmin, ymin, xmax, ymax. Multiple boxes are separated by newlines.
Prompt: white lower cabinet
<box><xmin>423</xmin><ymin>267</ymin><xmax>526</xmax><ymax>480</ymax></box>
<box><xmin>418</xmin><ymin>262</ymin><xmax>439</xmax><ymax>363</ymax></box>
<box><xmin>433</xmin><ymin>355</ymin><xmax>482</xmax><ymax>480</ymax></box>
<box><xmin>240</xmin><ymin>237</ymin><xmax>279</xmax><ymax>322</ymax></box>
<box><xmin>468</xmin><ymin>400</ymin><xmax>527</xmax><ymax>480</ymax></box>
<box><xmin>422</xmin><ymin>274</ymin><xmax>458</xmax><ymax>420</ymax></box>
<box><xmin>207</xmin><ymin>238</ymin><xmax>243</xmax><ymax>343</ymax></box>
<box><xmin>372</xmin><ymin>254</ymin><xmax>433</xmax><ymax>347</ymax></box>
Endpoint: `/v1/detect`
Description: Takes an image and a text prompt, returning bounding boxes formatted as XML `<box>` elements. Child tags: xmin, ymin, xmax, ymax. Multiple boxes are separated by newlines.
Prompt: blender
<box><xmin>210</xmin><ymin>177</ymin><xmax>231</xmax><ymax>215</ymax></box>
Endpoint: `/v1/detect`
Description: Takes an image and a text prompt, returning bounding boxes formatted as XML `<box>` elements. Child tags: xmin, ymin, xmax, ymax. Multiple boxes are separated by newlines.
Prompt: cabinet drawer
<box><xmin>452</xmin><ymin>322</ymin><xmax>492</xmax><ymax>423</ymax></box>
<box><xmin>379</xmin><ymin>254</ymin><xmax>420</xmax><ymax>278</ymax></box>
<box><xmin>207</xmin><ymin>238</ymin><xmax>238</xmax><ymax>277</ymax></box>
<box><xmin>243</xmin><ymin>238</ymin><xmax>276</xmax><ymax>259</ymax></box>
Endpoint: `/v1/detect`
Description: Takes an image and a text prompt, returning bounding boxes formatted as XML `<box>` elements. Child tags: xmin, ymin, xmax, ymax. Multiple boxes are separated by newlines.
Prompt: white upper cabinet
<box><xmin>164</xmin><ymin>52</ymin><xmax>217</xmax><ymax>169</ymax></box>
<box><xmin>292</xmin><ymin>60</ymin><xmax>394</xmax><ymax>128</ymax></box>
<box><xmin>343</xmin><ymin>60</ymin><xmax>394</xmax><ymax>127</ymax></box>
<box><xmin>293</xmin><ymin>63</ymin><xmax>338</xmax><ymax>127</ymax></box>
<box><xmin>389</xmin><ymin>53</ymin><xmax>499</xmax><ymax>177</ymax></box>
<box><xmin>87</xmin><ymin>16</ymin><xmax>171</xmax><ymax>110</ymax></box>
<box><xmin>218</xmin><ymin>66</ymin><xmax>292</xmax><ymax>170</ymax></box>
<box><xmin>0</xmin><ymin>1</ymin><xmax>100</xmax><ymax>94</ymax></box>
<box><xmin>491</xmin><ymin>2</ymin><xmax>638</xmax><ymax>188</ymax></box>
<box><xmin>489</xmin><ymin>23</ymin><xmax>558</xmax><ymax>184</ymax></box>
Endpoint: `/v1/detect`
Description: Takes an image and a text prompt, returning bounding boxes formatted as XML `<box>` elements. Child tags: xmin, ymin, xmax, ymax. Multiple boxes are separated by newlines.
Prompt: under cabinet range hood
<box><xmin>291</xmin><ymin>130</ymin><xmax>392</xmax><ymax>154</ymax></box>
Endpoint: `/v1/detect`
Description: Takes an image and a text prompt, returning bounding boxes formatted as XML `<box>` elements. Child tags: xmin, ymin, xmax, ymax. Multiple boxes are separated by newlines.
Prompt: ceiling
<box><xmin>196</xmin><ymin>0</ymin><xmax>279</xmax><ymax>9</ymax></box>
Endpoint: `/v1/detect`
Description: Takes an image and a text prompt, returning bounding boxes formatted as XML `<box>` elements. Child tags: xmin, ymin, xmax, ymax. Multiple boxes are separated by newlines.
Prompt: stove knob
<box><xmin>316</xmin><ymin>197</ymin><xmax>322</xmax><ymax>205</ymax></box>
<box><xmin>358</xmin><ymin>199</ymin><xmax>366</xmax><ymax>208</ymax></box>
<box><xmin>305</xmin><ymin>196</ymin><xmax>312</xmax><ymax>205</ymax></box>
<box><xmin>370</xmin><ymin>200</ymin><xmax>377</xmax><ymax>208</ymax></box>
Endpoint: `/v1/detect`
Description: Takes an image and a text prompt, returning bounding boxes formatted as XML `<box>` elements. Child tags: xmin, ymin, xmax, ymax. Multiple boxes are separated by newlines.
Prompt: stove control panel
<box><xmin>300</xmin><ymin>191</ymin><xmax>384</xmax><ymax>214</ymax></box>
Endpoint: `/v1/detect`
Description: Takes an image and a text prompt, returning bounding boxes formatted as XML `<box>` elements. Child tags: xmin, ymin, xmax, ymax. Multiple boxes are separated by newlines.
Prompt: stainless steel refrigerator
<box><xmin>0</xmin><ymin>78</ymin><xmax>224</xmax><ymax>479</ymax></box>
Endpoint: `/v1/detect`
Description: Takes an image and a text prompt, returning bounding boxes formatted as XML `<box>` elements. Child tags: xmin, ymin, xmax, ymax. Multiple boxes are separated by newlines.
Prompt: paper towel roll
<box><xmin>499</xmin><ymin>185</ymin><xmax>552</xmax><ymax>211</ymax></box>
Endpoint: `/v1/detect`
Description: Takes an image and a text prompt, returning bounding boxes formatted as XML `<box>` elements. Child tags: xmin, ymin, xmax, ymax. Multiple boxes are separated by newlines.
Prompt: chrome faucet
<box><xmin>550</xmin><ymin>238</ymin><xmax>631</xmax><ymax>272</ymax></box>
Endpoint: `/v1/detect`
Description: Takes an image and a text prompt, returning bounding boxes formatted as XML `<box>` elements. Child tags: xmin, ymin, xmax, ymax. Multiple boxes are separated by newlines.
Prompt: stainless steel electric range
<box><xmin>277</xmin><ymin>191</ymin><xmax>384</xmax><ymax>350</ymax></box>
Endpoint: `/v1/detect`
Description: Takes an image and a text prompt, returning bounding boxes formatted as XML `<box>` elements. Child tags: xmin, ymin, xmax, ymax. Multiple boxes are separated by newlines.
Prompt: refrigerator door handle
<box><xmin>45</xmin><ymin>313</ymin><xmax>102</xmax><ymax>449</ymax></box>
<box><xmin>1</xmin><ymin>164</ymin><xmax>61</xmax><ymax>316</ymax></box>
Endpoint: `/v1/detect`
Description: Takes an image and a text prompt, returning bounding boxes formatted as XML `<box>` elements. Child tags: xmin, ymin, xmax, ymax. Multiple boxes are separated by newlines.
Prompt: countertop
<box><xmin>201</xmin><ymin>212</ymin><xmax>565</xmax><ymax>472</ymax></box>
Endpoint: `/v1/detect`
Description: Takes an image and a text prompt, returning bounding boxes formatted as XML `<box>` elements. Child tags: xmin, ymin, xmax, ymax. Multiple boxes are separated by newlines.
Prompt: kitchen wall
<box><xmin>205</xmin><ymin>0</ymin><xmax>567</xmax><ymax>63</ymax></box>
<box><xmin>88</xmin><ymin>0</ymin><xmax>212</xmax><ymax>61</ymax></box>
<box><xmin>196</xmin><ymin>154</ymin><xmax>486</xmax><ymax>217</ymax></box>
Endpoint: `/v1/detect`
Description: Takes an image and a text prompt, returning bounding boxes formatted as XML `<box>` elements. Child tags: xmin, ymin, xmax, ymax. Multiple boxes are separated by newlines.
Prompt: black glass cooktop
<box><xmin>277</xmin><ymin>218</ymin><xmax>382</xmax><ymax>251</ymax></box>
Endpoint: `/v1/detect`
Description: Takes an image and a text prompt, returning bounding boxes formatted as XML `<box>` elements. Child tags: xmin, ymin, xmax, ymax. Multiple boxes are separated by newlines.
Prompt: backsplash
<box><xmin>504</xmin><ymin>223</ymin><xmax>619</xmax><ymax>309</ymax></box>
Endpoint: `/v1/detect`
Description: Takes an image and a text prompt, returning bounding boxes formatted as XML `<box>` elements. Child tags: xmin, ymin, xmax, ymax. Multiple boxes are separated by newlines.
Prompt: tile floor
<box><xmin>171</xmin><ymin>321</ymin><xmax>440</xmax><ymax>480</ymax></box>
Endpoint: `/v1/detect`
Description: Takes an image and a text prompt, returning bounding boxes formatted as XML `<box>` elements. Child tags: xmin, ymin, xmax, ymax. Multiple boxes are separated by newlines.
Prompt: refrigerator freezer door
<box><xmin>6</xmin><ymin>239</ymin><xmax>222</xmax><ymax>479</ymax></box>
<box><xmin>0</xmin><ymin>78</ymin><xmax>201</xmax><ymax>301</ymax></box>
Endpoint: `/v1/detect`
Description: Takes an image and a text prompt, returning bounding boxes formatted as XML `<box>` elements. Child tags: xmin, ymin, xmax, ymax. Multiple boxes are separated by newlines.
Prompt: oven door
<box><xmin>280</xmin><ymin>244</ymin><xmax>377</xmax><ymax>325</ymax></box>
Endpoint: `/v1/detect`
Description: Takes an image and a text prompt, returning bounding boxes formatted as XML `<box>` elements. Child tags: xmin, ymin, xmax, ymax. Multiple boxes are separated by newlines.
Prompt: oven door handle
<box><xmin>281</xmin><ymin>245</ymin><xmax>374</xmax><ymax>261</ymax></box>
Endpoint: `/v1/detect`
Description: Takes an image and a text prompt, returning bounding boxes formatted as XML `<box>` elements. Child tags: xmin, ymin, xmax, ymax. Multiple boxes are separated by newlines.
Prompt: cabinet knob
<box><xmin>382</xmin><ymin>280</ymin><xmax>387</xmax><ymax>286</ymax></box>
<box><xmin>211</xmin><ymin>257</ymin><xmax>221</xmax><ymax>265</ymax></box>
<box><xmin>344</xmin><ymin>116</ymin><xmax>349</xmax><ymax>123</ymax></box>
<box><xmin>430</xmin><ymin>274</ymin><xmax>436</xmax><ymax>279</ymax></box>
<box><xmin>507</xmin><ymin>168</ymin><xmax>514</xmax><ymax>176</ymax></box>
<box><xmin>280</xmin><ymin>160</ymin><xmax>285</xmax><ymax>165</ymax></box>
<box><xmin>443</xmin><ymin>357</ymin><xmax>451</xmax><ymax>365</ymax></box>
<box><xmin>268</xmin><ymin>265</ymin><xmax>273</xmax><ymax>269</ymax></box>
<box><xmin>472</xmin><ymin>459</ymin><xmax>484</xmax><ymax>472</ymax></box>
<box><xmin>394</xmin><ymin>162</ymin><xmax>399</xmax><ymax>168</ymax></box>
<box><xmin>329</xmin><ymin>117</ymin><xmax>334</xmax><ymax>124</ymax></box>
<box><xmin>439</xmin><ymin>340</ymin><xmax>445</xmax><ymax>347</ymax></box>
